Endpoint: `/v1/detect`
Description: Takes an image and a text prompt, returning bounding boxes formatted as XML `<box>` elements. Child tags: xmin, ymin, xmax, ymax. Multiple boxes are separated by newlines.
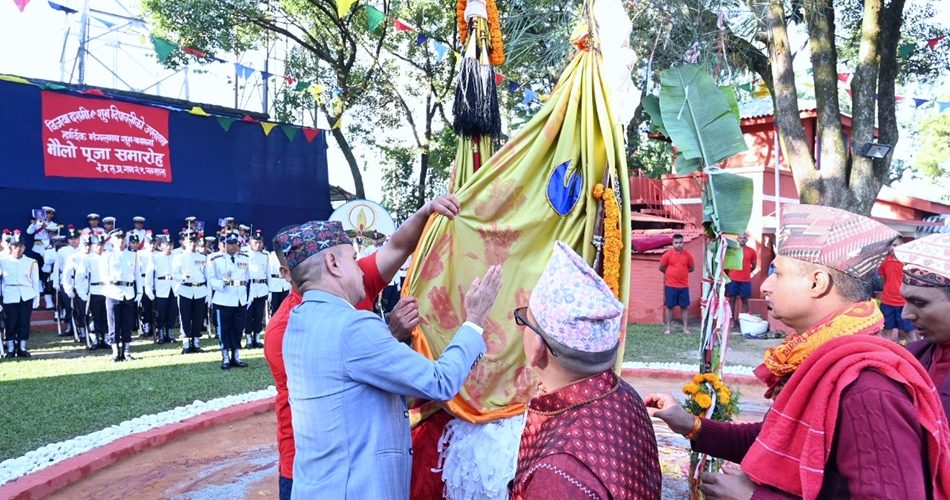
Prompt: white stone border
<box><xmin>622</xmin><ymin>361</ymin><xmax>756</xmax><ymax>376</ymax></box>
<box><xmin>0</xmin><ymin>386</ymin><xmax>277</xmax><ymax>487</ymax></box>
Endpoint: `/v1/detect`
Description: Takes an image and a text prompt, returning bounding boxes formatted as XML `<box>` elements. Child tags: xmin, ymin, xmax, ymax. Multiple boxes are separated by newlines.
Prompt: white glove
<box><xmin>32</xmin><ymin>297</ymin><xmax>40</xmax><ymax>309</ymax></box>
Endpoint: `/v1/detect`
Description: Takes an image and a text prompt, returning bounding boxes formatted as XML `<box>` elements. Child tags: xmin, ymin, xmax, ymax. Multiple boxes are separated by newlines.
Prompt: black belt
<box><xmin>156</xmin><ymin>276</ymin><xmax>172</xmax><ymax>280</ymax></box>
<box><xmin>90</xmin><ymin>282</ymin><xmax>104</xmax><ymax>286</ymax></box>
<box><xmin>250</xmin><ymin>279</ymin><xmax>267</xmax><ymax>284</ymax></box>
<box><xmin>182</xmin><ymin>282</ymin><xmax>206</xmax><ymax>287</ymax></box>
<box><xmin>225</xmin><ymin>280</ymin><xmax>247</xmax><ymax>287</ymax></box>
<box><xmin>270</xmin><ymin>275</ymin><xmax>280</xmax><ymax>278</ymax></box>
<box><xmin>110</xmin><ymin>281</ymin><xmax>134</xmax><ymax>287</ymax></box>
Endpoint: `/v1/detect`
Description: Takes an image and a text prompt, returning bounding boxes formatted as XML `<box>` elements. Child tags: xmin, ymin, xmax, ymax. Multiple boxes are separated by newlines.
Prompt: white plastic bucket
<box><xmin>739</xmin><ymin>313</ymin><xmax>769</xmax><ymax>336</ymax></box>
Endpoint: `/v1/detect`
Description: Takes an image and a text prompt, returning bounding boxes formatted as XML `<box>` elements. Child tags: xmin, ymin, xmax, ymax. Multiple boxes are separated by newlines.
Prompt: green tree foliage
<box><xmin>914</xmin><ymin>108</ymin><xmax>950</xmax><ymax>180</ymax></box>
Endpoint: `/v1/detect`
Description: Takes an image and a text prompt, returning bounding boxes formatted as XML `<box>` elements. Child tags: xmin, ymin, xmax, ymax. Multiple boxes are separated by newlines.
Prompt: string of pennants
<box><xmin>0</xmin><ymin>73</ymin><xmax>325</xmax><ymax>143</ymax></box>
<box><xmin>13</xmin><ymin>0</ymin><xmax>549</xmax><ymax>109</ymax></box>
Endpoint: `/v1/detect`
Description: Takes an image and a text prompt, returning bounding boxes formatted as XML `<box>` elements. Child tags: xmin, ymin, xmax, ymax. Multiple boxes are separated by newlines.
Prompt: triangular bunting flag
<box><xmin>242</xmin><ymin>114</ymin><xmax>259</xmax><ymax>123</ymax></box>
<box><xmin>261</xmin><ymin>122</ymin><xmax>278</xmax><ymax>135</ymax></box>
<box><xmin>913</xmin><ymin>98</ymin><xmax>928</xmax><ymax>108</ymax></box>
<box><xmin>82</xmin><ymin>88</ymin><xmax>106</xmax><ymax>96</ymax></box>
<box><xmin>836</xmin><ymin>72</ymin><xmax>850</xmax><ymax>83</ymax></box>
<box><xmin>494</xmin><ymin>72</ymin><xmax>504</xmax><ymax>85</ymax></box>
<box><xmin>284</xmin><ymin>75</ymin><xmax>296</xmax><ymax>85</ymax></box>
<box><xmin>507</xmin><ymin>81</ymin><xmax>520</xmax><ymax>92</ymax></box>
<box><xmin>898</xmin><ymin>43</ymin><xmax>915</xmax><ymax>60</ymax></box>
<box><xmin>92</xmin><ymin>16</ymin><xmax>114</xmax><ymax>28</ymax></box>
<box><xmin>187</xmin><ymin>106</ymin><xmax>210</xmax><ymax>117</ymax></box>
<box><xmin>280</xmin><ymin>125</ymin><xmax>299</xmax><ymax>142</ymax></box>
<box><xmin>235</xmin><ymin>64</ymin><xmax>254</xmax><ymax>80</ymax></box>
<box><xmin>393</xmin><ymin>18</ymin><xmax>414</xmax><ymax>32</ymax></box>
<box><xmin>47</xmin><ymin>1</ymin><xmax>76</xmax><ymax>14</ymax></box>
<box><xmin>521</xmin><ymin>89</ymin><xmax>537</xmax><ymax>105</ymax></box>
<box><xmin>41</xmin><ymin>83</ymin><xmax>67</xmax><ymax>90</ymax></box>
<box><xmin>0</xmin><ymin>75</ymin><xmax>30</xmax><ymax>84</ymax></box>
<box><xmin>415</xmin><ymin>33</ymin><xmax>428</xmax><ymax>46</ymax></box>
<box><xmin>365</xmin><ymin>5</ymin><xmax>385</xmax><ymax>32</ymax></box>
<box><xmin>928</xmin><ymin>36</ymin><xmax>945</xmax><ymax>51</ymax></box>
<box><xmin>895</xmin><ymin>95</ymin><xmax>904</xmax><ymax>102</ymax></box>
<box><xmin>294</xmin><ymin>80</ymin><xmax>310</xmax><ymax>91</ymax></box>
<box><xmin>308</xmin><ymin>84</ymin><xmax>326</xmax><ymax>98</ymax></box>
<box><xmin>183</xmin><ymin>47</ymin><xmax>208</xmax><ymax>59</ymax></box>
<box><xmin>216</xmin><ymin>116</ymin><xmax>236</xmax><ymax>132</ymax></box>
<box><xmin>940</xmin><ymin>102</ymin><xmax>950</xmax><ymax>112</ymax></box>
<box><xmin>13</xmin><ymin>0</ymin><xmax>29</xmax><ymax>12</ymax></box>
<box><xmin>302</xmin><ymin>127</ymin><xmax>321</xmax><ymax>142</ymax></box>
<box><xmin>336</xmin><ymin>0</ymin><xmax>357</xmax><ymax>18</ymax></box>
<box><xmin>737</xmin><ymin>82</ymin><xmax>753</xmax><ymax>92</ymax></box>
<box><xmin>150</xmin><ymin>35</ymin><xmax>177</xmax><ymax>63</ymax></box>
<box><xmin>332</xmin><ymin>115</ymin><xmax>343</xmax><ymax>129</ymax></box>
<box><xmin>261</xmin><ymin>71</ymin><xmax>273</xmax><ymax>80</ymax></box>
<box><xmin>433</xmin><ymin>41</ymin><xmax>448</xmax><ymax>61</ymax></box>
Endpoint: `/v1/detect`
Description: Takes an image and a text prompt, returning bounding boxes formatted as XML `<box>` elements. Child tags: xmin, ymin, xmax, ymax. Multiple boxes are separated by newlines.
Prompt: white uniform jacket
<box><xmin>207</xmin><ymin>252</ymin><xmax>249</xmax><ymax>307</ymax></box>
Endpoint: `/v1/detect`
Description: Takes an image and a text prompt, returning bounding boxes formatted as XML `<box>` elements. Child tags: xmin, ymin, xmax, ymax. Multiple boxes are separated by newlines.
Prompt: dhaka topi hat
<box><xmin>273</xmin><ymin>221</ymin><xmax>352</xmax><ymax>271</ymax></box>
<box><xmin>895</xmin><ymin>233</ymin><xmax>950</xmax><ymax>287</ymax></box>
<box><xmin>528</xmin><ymin>241</ymin><xmax>624</xmax><ymax>371</ymax></box>
<box><xmin>776</xmin><ymin>204</ymin><xmax>898</xmax><ymax>280</ymax></box>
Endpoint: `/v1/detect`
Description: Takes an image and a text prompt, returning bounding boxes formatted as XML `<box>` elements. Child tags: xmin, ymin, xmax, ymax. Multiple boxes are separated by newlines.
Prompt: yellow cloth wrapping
<box><xmin>404</xmin><ymin>48</ymin><xmax>632</xmax><ymax>423</ymax></box>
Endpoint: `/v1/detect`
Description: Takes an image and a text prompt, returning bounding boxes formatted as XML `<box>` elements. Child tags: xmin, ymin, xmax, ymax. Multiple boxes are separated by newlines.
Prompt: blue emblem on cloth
<box><xmin>547</xmin><ymin>160</ymin><xmax>583</xmax><ymax>216</ymax></box>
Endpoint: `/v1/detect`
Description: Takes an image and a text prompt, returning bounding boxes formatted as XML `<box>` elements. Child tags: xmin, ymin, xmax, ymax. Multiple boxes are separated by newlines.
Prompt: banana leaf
<box><xmin>704</xmin><ymin>170</ymin><xmax>753</xmax><ymax>236</ymax></box>
<box><xmin>659</xmin><ymin>65</ymin><xmax>747</xmax><ymax>170</ymax></box>
<box><xmin>641</xmin><ymin>94</ymin><xmax>667</xmax><ymax>136</ymax></box>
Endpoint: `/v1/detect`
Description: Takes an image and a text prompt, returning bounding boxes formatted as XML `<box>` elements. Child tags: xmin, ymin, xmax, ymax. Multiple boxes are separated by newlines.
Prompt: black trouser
<box><xmin>71</xmin><ymin>295</ymin><xmax>88</xmax><ymax>333</ymax></box>
<box><xmin>178</xmin><ymin>296</ymin><xmax>206</xmax><ymax>339</ymax></box>
<box><xmin>3</xmin><ymin>299</ymin><xmax>32</xmax><ymax>342</ymax></box>
<box><xmin>214</xmin><ymin>304</ymin><xmax>246</xmax><ymax>351</ymax></box>
<box><xmin>244</xmin><ymin>296</ymin><xmax>267</xmax><ymax>334</ymax></box>
<box><xmin>106</xmin><ymin>297</ymin><xmax>135</xmax><ymax>344</ymax></box>
<box><xmin>89</xmin><ymin>294</ymin><xmax>107</xmax><ymax>335</ymax></box>
<box><xmin>139</xmin><ymin>295</ymin><xmax>154</xmax><ymax>332</ymax></box>
<box><xmin>155</xmin><ymin>294</ymin><xmax>177</xmax><ymax>331</ymax></box>
<box><xmin>58</xmin><ymin>289</ymin><xmax>72</xmax><ymax>325</ymax></box>
<box><xmin>270</xmin><ymin>290</ymin><xmax>288</xmax><ymax>316</ymax></box>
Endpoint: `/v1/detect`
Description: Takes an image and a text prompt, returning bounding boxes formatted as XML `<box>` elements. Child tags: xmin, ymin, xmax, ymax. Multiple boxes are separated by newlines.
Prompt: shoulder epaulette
<box><xmin>210</xmin><ymin>254</ymin><xmax>223</xmax><ymax>261</ymax></box>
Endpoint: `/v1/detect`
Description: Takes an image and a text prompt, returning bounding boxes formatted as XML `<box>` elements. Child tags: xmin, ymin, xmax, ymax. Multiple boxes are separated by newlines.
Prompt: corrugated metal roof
<box><xmin>739</xmin><ymin>98</ymin><xmax>817</xmax><ymax>119</ymax></box>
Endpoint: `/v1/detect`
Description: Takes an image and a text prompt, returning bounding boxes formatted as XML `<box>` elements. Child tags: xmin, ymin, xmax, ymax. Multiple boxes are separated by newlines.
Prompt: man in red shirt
<box><xmin>263</xmin><ymin>195</ymin><xmax>459</xmax><ymax>500</ymax></box>
<box><xmin>726</xmin><ymin>232</ymin><xmax>757</xmax><ymax>328</ymax></box>
<box><xmin>659</xmin><ymin>234</ymin><xmax>695</xmax><ymax>335</ymax></box>
<box><xmin>879</xmin><ymin>237</ymin><xmax>917</xmax><ymax>342</ymax></box>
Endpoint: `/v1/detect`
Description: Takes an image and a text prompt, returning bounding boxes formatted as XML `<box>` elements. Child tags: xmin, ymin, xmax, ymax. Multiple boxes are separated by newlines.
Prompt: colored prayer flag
<box><xmin>521</xmin><ymin>89</ymin><xmax>537</xmax><ymax>105</ymax></box>
<box><xmin>150</xmin><ymin>35</ymin><xmax>177</xmax><ymax>63</ymax></box>
<box><xmin>494</xmin><ymin>72</ymin><xmax>504</xmax><ymax>85</ymax></box>
<box><xmin>242</xmin><ymin>114</ymin><xmax>259</xmax><ymax>123</ymax></box>
<box><xmin>898</xmin><ymin>43</ymin><xmax>916</xmax><ymax>59</ymax></box>
<box><xmin>365</xmin><ymin>5</ymin><xmax>385</xmax><ymax>32</ymax></box>
<box><xmin>13</xmin><ymin>0</ymin><xmax>29</xmax><ymax>13</ymax></box>
<box><xmin>415</xmin><ymin>33</ymin><xmax>429</xmax><ymax>46</ymax></box>
<box><xmin>928</xmin><ymin>35</ymin><xmax>945</xmax><ymax>51</ymax></box>
<box><xmin>234</xmin><ymin>64</ymin><xmax>254</xmax><ymax>80</ymax></box>
<box><xmin>48</xmin><ymin>1</ymin><xmax>76</xmax><ymax>14</ymax></box>
<box><xmin>280</xmin><ymin>125</ymin><xmax>299</xmax><ymax>142</ymax></box>
<box><xmin>939</xmin><ymin>102</ymin><xmax>950</xmax><ymax>112</ymax></box>
<box><xmin>294</xmin><ymin>80</ymin><xmax>310</xmax><ymax>91</ymax></box>
<box><xmin>216</xmin><ymin>116</ymin><xmax>236</xmax><ymax>131</ymax></box>
<box><xmin>187</xmin><ymin>106</ymin><xmax>210</xmax><ymax>117</ymax></box>
<box><xmin>433</xmin><ymin>41</ymin><xmax>448</xmax><ymax>61</ymax></box>
<box><xmin>508</xmin><ymin>81</ymin><xmax>520</xmax><ymax>93</ymax></box>
<box><xmin>913</xmin><ymin>98</ymin><xmax>928</xmax><ymax>108</ymax></box>
<box><xmin>261</xmin><ymin>71</ymin><xmax>274</xmax><ymax>80</ymax></box>
<box><xmin>393</xmin><ymin>18</ymin><xmax>414</xmax><ymax>32</ymax></box>
<box><xmin>0</xmin><ymin>75</ymin><xmax>30</xmax><ymax>84</ymax></box>
<box><xmin>336</xmin><ymin>0</ymin><xmax>357</xmax><ymax>18</ymax></box>
<box><xmin>261</xmin><ymin>122</ymin><xmax>278</xmax><ymax>136</ymax></box>
<box><xmin>302</xmin><ymin>127</ymin><xmax>321</xmax><ymax>142</ymax></box>
<box><xmin>92</xmin><ymin>16</ymin><xmax>114</xmax><ymax>28</ymax></box>
<box><xmin>183</xmin><ymin>47</ymin><xmax>208</xmax><ymax>59</ymax></box>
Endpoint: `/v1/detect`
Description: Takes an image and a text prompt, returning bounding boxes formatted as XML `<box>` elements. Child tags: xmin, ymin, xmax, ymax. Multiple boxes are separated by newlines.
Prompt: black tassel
<box><xmin>452</xmin><ymin>59</ymin><xmax>502</xmax><ymax>140</ymax></box>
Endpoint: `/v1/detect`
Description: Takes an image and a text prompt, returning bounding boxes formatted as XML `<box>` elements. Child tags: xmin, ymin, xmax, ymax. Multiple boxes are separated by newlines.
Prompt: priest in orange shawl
<box><xmin>646</xmin><ymin>205</ymin><xmax>950</xmax><ymax>499</ymax></box>
<box><xmin>898</xmin><ymin>233</ymin><xmax>950</xmax><ymax>421</ymax></box>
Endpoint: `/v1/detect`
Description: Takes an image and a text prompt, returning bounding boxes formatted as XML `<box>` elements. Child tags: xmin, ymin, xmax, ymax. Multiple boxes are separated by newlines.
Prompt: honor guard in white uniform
<box><xmin>184</xmin><ymin>216</ymin><xmax>197</xmax><ymax>232</ymax></box>
<box><xmin>207</xmin><ymin>231</ymin><xmax>249</xmax><ymax>370</ymax></box>
<box><xmin>26</xmin><ymin>207</ymin><xmax>60</xmax><ymax>281</ymax></box>
<box><xmin>41</xmin><ymin>236</ymin><xmax>60</xmax><ymax>312</ymax></box>
<box><xmin>134</xmin><ymin>233</ymin><xmax>155</xmax><ymax>338</ymax></box>
<box><xmin>243</xmin><ymin>230</ymin><xmax>269</xmax><ymax>348</ymax></box>
<box><xmin>52</xmin><ymin>229</ymin><xmax>79</xmax><ymax>338</ymax></box>
<box><xmin>101</xmin><ymin>217</ymin><xmax>116</xmax><ymax>251</ymax></box>
<box><xmin>62</xmin><ymin>232</ymin><xmax>93</xmax><ymax>347</ymax></box>
<box><xmin>173</xmin><ymin>230</ymin><xmax>209</xmax><ymax>354</ymax></box>
<box><xmin>100</xmin><ymin>229</ymin><xmax>143</xmax><ymax>362</ymax></box>
<box><xmin>267</xmin><ymin>248</ymin><xmax>291</xmax><ymax>316</ymax></box>
<box><xmin>130</xmin><ymin>217</ymin><xmax>147</xmax><ymax>245</ymax></box>
<box><xmin>146</xmin><ymin>233</ymin><xmax>177</xmax><ymax>344</ymax></box>
<box><xmin>85</xmin><ymin>235</ymin><xmax>108</xmax><ymax>349</ymax></box>
<box><xmin>1</xmin><ymin>231</ymin><xmax>41</xmax><ymax>357</ymax></box>
<box><xmin>85</xmin><ymin>213</ymin><xmax>101</xmax><ymax>233</ymax></box>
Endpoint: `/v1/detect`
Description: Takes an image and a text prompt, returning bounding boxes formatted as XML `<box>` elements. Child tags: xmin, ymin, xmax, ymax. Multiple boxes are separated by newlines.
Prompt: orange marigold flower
<box><xmin>695</xmin><ymin>393</ymin><xmax>713</xmax><ymax>409</ymax></box>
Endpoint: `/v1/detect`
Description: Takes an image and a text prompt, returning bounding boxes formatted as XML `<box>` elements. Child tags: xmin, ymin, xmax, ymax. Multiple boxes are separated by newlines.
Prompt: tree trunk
<box><xmin>806</xmin><ymin>0</ymin><xmax>850</xmax><ymax>204</ymax></box>
<box><xmin>764</xmin><ymin>0</ymin><xmax>819</xmax><ymax>203</ymax></box>
<box><xmin>873</xmin><ymin>0</ymin><xmax>906</xmax><ymax>206</ymax></box>
<box><xmin>848</xmin><ymin>0</ymin><xmax>884</xmax><ymax>215</ymax></box>
<box><xmin>328</xmin><ymin>122</ymin><xmax>366</xmax><ymax>199</ymax></box>
<box><xmin>416</xmin><ymin>95</ymin><xmax>434</xmax><ymax>210</ymax></box>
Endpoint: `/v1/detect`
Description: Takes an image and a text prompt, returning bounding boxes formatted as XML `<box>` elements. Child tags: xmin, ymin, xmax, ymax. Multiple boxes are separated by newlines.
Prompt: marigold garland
<box><xmin>602</xmin><ymin>187</ymin><xmax>622</xmax><ymax>298</ymax></box>
<box><xmin>457</xmin><ymin>0</ymin><xmax>505</xmax><ymax>66</ymax></box>
<box><xmin>681</xmin><ymin>372</ymin><xmax>739</xmax><ymax>420</ymax></box>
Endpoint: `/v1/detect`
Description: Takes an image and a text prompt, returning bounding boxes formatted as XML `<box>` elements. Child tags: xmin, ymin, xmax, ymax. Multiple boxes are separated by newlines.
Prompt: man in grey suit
<box><xmin>280</xmin><ymin>221</ymin><xmax>503</xmax><ymax>500</ymax></box>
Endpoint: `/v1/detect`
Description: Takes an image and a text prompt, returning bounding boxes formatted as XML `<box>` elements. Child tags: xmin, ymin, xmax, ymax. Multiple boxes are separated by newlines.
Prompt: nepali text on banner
<box><xmin>41</xmin><ymin>92</ymin><xmax>172</xmax><ymax>183</ymax></box>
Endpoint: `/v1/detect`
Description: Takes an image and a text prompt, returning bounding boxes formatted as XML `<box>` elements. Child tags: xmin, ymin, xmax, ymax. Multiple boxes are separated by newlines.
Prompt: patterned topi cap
<box><xmin>272</xmin><ymin>221</ymin><xmax>352</xmax><ymax>270</ymax></box>
<box><xmin>895</xmin><ymin>233</ymin><xmax>950</xmax><ymax>287</ymax></box>
<box><xmin>777</xmin><ymin>204</ymin><xmax>898</xmax><ymax>280</ymax></box>
<box><xmin>528</xmin><ymin>241</ymin><xmax>624</xmax><ymax>371</ymax></box>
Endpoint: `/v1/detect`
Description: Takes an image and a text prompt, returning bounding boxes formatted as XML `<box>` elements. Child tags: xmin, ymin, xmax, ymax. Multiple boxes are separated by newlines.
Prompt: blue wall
<box><xmin>0</xmin><ymin>79</ymin><xmax>331</xmax><ymax>242</ymax></box>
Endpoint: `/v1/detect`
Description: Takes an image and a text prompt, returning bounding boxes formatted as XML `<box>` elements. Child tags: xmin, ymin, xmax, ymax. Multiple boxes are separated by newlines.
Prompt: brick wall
<box><xmin>628</xmin><ymin>236</ymin><xmax>705</xmax><ymax>324</ymax></box>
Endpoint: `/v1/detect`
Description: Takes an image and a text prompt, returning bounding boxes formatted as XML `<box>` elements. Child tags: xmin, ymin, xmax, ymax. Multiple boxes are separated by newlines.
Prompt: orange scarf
<box><xmin>755</xmin><ymin>301</ymin><xmax>883</xmax><ymax>397</ymax></box>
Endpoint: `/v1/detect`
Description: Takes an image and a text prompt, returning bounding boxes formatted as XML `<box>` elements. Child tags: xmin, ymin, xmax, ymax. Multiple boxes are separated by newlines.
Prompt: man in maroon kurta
<box><xmin>897</xmin><ymin>233</ymin><xmax>950</xmax><ymax>420</ymax></box>
<box><xmin>510</xmin><ymin>242</ymin><xmax>661</xmax><ymax>499</ymax></box>
<box><xmin>646</xmin><ymin>205</ymin><xmax>950</xmax><ymax>499</ymax></box>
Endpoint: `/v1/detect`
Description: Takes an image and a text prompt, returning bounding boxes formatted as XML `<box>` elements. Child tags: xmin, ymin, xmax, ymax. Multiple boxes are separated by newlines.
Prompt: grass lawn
<box><xmin>623</xmin><ymin>323</ymin><xmax>770</xmax><ymax>367</ymax></box>
<box><xmin>0</xmin><ymin>329</ymin><xmax>273</xmax><ymax>461</ymax></box>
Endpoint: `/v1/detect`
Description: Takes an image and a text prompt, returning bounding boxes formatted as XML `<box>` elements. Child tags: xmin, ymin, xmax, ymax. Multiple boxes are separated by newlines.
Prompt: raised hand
<box><xmin>388</xmin><ymin>296</ymin><xmax>419</xmax><ymax>342</ymax></box>
<box><xmin>424</xmin><ymin>195</ymin><xmax>461</xmax><ymax>220</ymax></box>
<box><xmin>464</xmin><ymin>265</ymin><xmax>504</xmax><ymax>327</ymax></box>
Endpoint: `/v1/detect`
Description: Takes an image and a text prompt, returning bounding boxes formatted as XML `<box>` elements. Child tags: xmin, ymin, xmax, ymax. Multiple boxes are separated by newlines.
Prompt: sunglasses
<box><xmin>514</xmin><ymin>307</ymin><xmax>557</xmax><ymax>357</ymax></box>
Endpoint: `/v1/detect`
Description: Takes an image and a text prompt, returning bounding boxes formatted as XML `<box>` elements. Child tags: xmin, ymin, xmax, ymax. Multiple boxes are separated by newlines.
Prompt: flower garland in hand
<box><xmin>592</xmin><ymin>183</ymin><xmax>621</xmax><ymax>298</ymax></box>
<box><xmin>682</xmin><ymin>372</ymin><xmax>740</xmax><ymax>421</ymax></box>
